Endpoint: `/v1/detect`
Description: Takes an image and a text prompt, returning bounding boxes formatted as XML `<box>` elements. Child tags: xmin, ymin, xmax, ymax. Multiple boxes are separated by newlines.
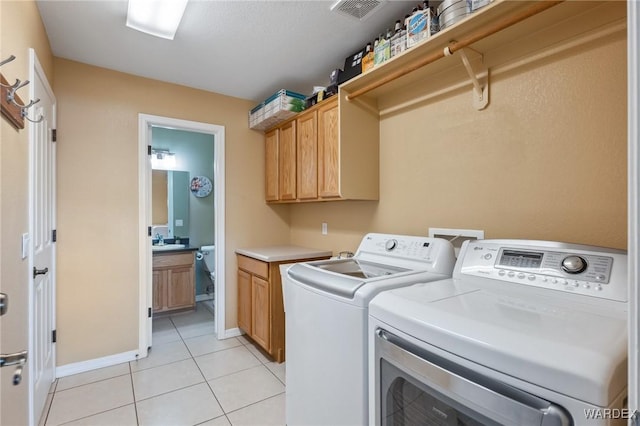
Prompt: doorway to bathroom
<box><xmin>137</xmin><ymin>114</ymin><xmax>226</xmax><ymax>355</ymax></box>
<box><xmin>151</xmin><ymin>128</ymin><xmax>216</xmax><ymax>309</ymax></box>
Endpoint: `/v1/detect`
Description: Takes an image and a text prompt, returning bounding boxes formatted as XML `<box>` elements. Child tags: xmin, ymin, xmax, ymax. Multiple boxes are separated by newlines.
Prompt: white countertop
<box><xmin>235</xmin><ymin>245</ymin><xmax>332</xmax><ymax>262</ymax></box>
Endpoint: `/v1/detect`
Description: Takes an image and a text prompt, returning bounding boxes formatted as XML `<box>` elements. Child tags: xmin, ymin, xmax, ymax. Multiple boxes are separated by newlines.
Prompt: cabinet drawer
<box><xmin>237</xmin><ymin>255</ymin><xmax>269</xmax><ymax>279</ymax></box>
<box><xmin>153</xmin><ymin>252</ymin><xmax>194</xmax><ymax>268</ymax></box>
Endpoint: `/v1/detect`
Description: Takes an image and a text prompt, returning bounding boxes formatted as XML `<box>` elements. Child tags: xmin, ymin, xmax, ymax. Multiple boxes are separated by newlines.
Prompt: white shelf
<box><xmin>340</xmin><ymin>0</ymin><xmax>626</xmax><ymax>113</ymax></box>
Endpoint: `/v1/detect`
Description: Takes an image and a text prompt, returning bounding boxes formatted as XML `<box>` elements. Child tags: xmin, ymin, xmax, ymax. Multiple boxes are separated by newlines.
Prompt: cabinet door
<box><xmin>279</xmin><ymin>120</ymin><xmax>297</xmax><ymax>200</ymax></box>
<box><xmin>265</xmin><ymin>128</ymin><xmax>279</xmax><ymax>201</ymax></box>
<box><xmin>296</xmin><ymin>111</ymin><xmax>318</xmax><ymax>200</ymax></box>
<box><xmin>251</xmin><ymin>275</ymin><xmax>271</xmax><ymax>351</ymax></box>
<box><xmin>237</xmin><ymin>269</ymin><xmax>252</xmax><ymax>334</ymax></box>
<box><xmin>167</xmin><ymin>266</ymin><xmax>195</xmax><ymax>310</ymax></box>
<box><xmin>318</xmin><ymin>99</ymin><xmax>340</xmax><ymax>198</ymax></box>
<box><xmin>152</xmin><ymin>269</ymin><xmax>166</xmax><ymax>312</ymax></box>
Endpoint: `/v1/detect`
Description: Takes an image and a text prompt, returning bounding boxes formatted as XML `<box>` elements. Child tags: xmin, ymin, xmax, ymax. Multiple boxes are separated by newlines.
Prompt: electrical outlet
<box><xmin>428</xmin><ymin>228</ymin><xmax>484</xmax><ymax>256</ymax></box>
<box><xmin>321</xmin><ymin>222</ymin><xmax>328</xmax><ymax>235</ymax></box>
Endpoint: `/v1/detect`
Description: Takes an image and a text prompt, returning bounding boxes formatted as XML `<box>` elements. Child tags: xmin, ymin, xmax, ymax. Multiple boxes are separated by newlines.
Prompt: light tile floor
<box><xmin>40</xmin><ymin>303</ymin><xmax>286</xmax><ymax>426</ymax></box>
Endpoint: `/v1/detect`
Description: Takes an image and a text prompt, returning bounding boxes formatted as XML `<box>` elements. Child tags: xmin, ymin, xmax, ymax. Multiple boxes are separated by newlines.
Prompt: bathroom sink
<box><xmin>152</xmin><ymin>243</ymin><xmax>186</xmax><ymax>251</ymax></box>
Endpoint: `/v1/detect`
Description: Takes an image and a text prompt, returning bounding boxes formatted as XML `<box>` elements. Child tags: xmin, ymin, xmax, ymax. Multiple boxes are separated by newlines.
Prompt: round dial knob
<box><xmin>385</xmin><ymin>239</ymin><xmax>398</xmax><ymax>251</ymax></box>
<box><xmin>561</xmin><ymin>255</ymin><xmax>587</xmax><ymax>274</ymax></box>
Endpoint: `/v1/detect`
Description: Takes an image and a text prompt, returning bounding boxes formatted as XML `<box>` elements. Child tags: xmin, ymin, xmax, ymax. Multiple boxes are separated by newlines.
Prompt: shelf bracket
<box><xmin>445</xmin><ymin>47</ymin><xmax>489</xmax><ymax>110</ymax></box>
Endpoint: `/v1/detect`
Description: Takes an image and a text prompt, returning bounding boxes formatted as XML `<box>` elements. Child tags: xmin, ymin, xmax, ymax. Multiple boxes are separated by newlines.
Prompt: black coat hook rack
<box><xmin>1</xmin><ymin>55</ymin><xmax>43</xmax><ymax>130</ymax></box>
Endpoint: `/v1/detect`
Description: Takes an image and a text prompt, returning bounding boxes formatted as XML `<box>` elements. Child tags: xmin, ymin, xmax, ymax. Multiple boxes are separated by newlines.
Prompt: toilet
<box><xmin>200</xmin><ymin>245</ymin><xmax>215</xmax><ymax>284</ymax></box>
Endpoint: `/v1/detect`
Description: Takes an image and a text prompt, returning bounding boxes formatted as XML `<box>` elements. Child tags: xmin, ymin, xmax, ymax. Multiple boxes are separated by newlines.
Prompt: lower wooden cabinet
<box><xmin>153</xmin><ymin>251</ymin><xmax>196</xmax><ymax>314</ymax></box>
<box><xmin>237</xmin><ymin>269</ymin><xmax>252</xmax><ymax>333</ymax></box>
<box><xmin>251</xmin><ymin>275</ymin><xmax>270</xmax><ymax>349</ymax></box>
<box><xmin>237</xmin><ymin>253</ymin><xmax>330</xmax><ymax>363</ymax></box>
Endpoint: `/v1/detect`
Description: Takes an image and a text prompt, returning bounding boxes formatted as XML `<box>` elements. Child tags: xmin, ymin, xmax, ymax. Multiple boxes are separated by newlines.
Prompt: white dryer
<box><xmin>283</xmin><ymin>233</ymin><xmax>456</xmax><ymax>426</ymax></box>
<box><xmin>369</xmin><ymin>239</ymin><xmax>628</xmax><ymax>426</ymax></box>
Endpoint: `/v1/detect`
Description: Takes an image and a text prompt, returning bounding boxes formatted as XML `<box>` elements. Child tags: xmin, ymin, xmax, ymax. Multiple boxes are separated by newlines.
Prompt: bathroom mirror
<box><xmin>152</xmin><ymin>170</ymin><xmax>190</xmax><ymax>238</ymax></box>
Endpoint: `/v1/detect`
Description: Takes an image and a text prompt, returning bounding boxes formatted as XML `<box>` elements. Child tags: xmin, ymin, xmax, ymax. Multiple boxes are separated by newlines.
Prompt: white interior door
<box><xmin>28</xmin><ymin>49</ymin><xmax>57</xmax><ymax>425</ymax></box>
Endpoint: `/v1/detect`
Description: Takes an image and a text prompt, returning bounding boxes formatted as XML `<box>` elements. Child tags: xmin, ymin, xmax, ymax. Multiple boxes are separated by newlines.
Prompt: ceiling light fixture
<box><xmin>151</xmin><ymin>149</ymin><xmax>176</xmax><ymax>169</ymax></box>
<box><xmin>126</xmin><ymin>0</ymin><xmax>188</xmax><ymax>40</ymax></box>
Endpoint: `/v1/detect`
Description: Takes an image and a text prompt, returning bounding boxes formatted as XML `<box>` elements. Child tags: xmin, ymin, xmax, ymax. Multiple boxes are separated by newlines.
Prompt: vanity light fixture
<box><xmin>151</xmin><ymin>148</ymin><xmax>176</xmax><ymax>169</ymax></box>
<box><xmin>126</xmin><ymin>0</ymin><xmax>188</xmax><ymax>40</ymax></box>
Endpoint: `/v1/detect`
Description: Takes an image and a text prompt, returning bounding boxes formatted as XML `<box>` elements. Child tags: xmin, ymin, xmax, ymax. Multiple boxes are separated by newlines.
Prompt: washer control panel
<box><xmin>355</xmin><ymin>233</ymin><xmax>456</xmax><ymax>275</ymax></box>
<box><xmin>458</xmin><ymin>240</ymin><xmax>627</xmax><ymax>302</ymax></box>
<box><xmin>359</xmin><ymin>234</ymin><xmax>436</xmax><ymax>261</ymax></box>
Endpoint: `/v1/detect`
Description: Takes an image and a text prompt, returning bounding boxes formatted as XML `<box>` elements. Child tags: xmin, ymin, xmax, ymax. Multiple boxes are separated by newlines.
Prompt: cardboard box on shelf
<box><xmin>406</xmin><ymin>7</ymin><xmax>435</xmax><ymax>48</ymax></box>
<box><xmin>338</xmin><ymin>48</ymin><xmax>365</xmax><ymax>85</ymax></box>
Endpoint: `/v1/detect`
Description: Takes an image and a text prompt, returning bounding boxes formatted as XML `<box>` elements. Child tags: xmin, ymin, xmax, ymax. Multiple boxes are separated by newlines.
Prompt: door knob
<box><xmin>0</xmin><ymin>350</ymin><xmax>27</xmax><ymax>386</ymax></box>
<box><xmin>0</xmin><ymin>350</ymin><xmax>28</xmax><ymax>367</ymax></box>
<box><xmin>33</xmin><ymin>267</ymin><xmax>49</xmax><ymax>279</ymax></box>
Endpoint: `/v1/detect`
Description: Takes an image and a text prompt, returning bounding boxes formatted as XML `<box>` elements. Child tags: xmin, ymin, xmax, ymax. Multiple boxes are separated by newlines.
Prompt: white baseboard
<box><xmin>195</xmin><ymin>294</ymin><xmax>214</xmax><ymax>302</ymax></box>
<box><xmin>56</xmin><ymin>350</ymin><xmax>139</xmax><ymax>378</ymax></box>
<box><xmin>57</xmin><ymin>330</ymin><xmax>245</xmax><ymax>377</ymax></box>
<box><xmin>220</xmin><ymin>327</ymin><xmax>243</xmax><ymax>339</ymax></box>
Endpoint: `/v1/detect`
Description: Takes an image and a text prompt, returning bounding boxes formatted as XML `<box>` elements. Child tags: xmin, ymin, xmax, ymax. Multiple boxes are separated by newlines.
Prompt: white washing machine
<box><xmin>283</xmin><ymin>233</ymin><xmax>456</xmax><ymax>426</ymax></box>
<box><xmin>369</xmin><ymin>239</ymin><xmax>628</xmax><ymax>426</ymax></box>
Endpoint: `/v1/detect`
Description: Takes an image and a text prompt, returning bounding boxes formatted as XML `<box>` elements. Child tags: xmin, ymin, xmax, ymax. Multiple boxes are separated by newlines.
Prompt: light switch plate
<box><xmin>21</xmin><ymin>233</ymin><xmax>30</xmax><ymax>259</ymax></box>
<box><xmin>175</xmin><ymin>219</ymin><xmax>183</xmax><ymax>226</ymax></box>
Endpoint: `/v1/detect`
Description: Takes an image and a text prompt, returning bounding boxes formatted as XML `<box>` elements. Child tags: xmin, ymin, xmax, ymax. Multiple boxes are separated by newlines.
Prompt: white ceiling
<box><xmin>36</xmin><ymin>0</ymin><xmax>417</xmax><ymax>103</ymax></box>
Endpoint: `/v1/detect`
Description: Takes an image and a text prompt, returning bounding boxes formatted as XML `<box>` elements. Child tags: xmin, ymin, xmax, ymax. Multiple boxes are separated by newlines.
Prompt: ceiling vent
<box><xmin>330</xmin><ymin>0</ymin><xmax>387</xmax><ymax>21</ymax></box>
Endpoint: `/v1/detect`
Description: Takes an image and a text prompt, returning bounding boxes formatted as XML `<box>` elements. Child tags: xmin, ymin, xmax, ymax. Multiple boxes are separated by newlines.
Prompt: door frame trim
<box><xmin>138</xmin><ymin>114</ymin><xmax>226</xmax><ymax>357</ymax></box>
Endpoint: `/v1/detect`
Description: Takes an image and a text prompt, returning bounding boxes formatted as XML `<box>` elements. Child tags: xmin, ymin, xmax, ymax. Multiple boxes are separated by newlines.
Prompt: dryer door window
<box><xmin>381</xmin><ymin>360</ymin><xmax>497</xmax><ymax>426</ymax></box>
<box><xmin>375</xmin><ymin>329</ymin><xmax>572</xmax><ymax>426</ymax></box>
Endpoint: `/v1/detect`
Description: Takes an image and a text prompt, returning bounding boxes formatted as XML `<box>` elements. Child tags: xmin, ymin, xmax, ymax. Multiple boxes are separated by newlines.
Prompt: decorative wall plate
<box><xmin>190</xmin><ymin>176</ymin><xmax>212</xmax><ymax>198</ymax></box>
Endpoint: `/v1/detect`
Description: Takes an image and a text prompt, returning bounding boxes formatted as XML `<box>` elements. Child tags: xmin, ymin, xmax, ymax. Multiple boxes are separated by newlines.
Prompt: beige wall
<box><xmin>290</xmin><ymin>33</ymin><xmax>627</xmax><ymax>254</ymax></box>
<box><xmin>0</xmin><ymin>1</ymin><xmax>53</xmax><ymax>424</ymax></box>
<box><xmin>54</xmin><ymin>59</ymin><xmax>290</xmax><ymax>365</ymax></box>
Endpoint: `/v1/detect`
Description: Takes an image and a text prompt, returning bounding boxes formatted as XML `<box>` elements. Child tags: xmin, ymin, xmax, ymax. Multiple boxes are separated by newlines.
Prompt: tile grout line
<box><xmin>174</xmin><ymin>306</ymin><xmax>231</xmax><ymax>426</ymax></box>
<box><xmin>54</xmin><ymin>403</ymin><xmax>135</xmax><ymax>426</ymax></box>
<box><xmin>42</xmin><ymin>390</ymin><xmax>55</xmax><ymax>425</ymax></box>
<box><xmin>134</xmin><ymin>381</ymin><xmax>209</xmax><ymax>404</ymax></box>
<box><xmin>52</xmin><ymin>371</ymin><xmax>132</xmax><ymax>393</ymax></box>
<box><xmin>222</xmin><ymin>391</ymin><xmax>287</xmax><ymax>420</ymax></box>
<box><xmin>129</xmin><ymin>361</ymin><xmax>140</xmax><ymax>426</ymax></box>
<box><xmin>264</xmin><ymin>364</ymin><xmax>286</xmax><ymax>386</ymax></box>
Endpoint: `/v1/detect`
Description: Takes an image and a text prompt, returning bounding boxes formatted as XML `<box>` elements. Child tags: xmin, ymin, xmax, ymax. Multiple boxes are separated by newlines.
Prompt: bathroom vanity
<box><xmin>152</xmin><ymin>247</ymin><xmax>198</xmax><ymax>314</ymax></box>
<box><xmin>235</xmin><ymin>246</ymin><xmax>332</xmax><ymax>362</ymax></box>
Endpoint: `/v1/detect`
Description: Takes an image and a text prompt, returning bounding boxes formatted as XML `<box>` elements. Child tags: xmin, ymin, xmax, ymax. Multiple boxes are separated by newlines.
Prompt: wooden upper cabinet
<box><xmin>296</xmin><ymin>111</ymin><xmax>318</xmax><ymax>200</ymax></box>
<box><xmin>263</xmin><ymin>95</ymin><xmax>378</xmax><ymax>203</ymax></box>
<box><xmin>265</xmin><ymin>129</ymin><xmax>279</xmax><ymax>201</ymax></box>
<box><xmin>317</xmin><ymin>99</ymin><xmax>340</xmax><ymax>198</ymax></box>
<box><xmin>279</xmin><ymin>120</ymin><xmax>296</xmax><ymax>201</ymax></box>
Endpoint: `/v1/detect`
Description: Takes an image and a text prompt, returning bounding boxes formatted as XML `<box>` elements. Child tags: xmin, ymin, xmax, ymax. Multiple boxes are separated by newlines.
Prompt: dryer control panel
<box><xmin>456</xmin><ymin>239</ymin><xmax>627</xmax><ymax>302</ymax></box>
